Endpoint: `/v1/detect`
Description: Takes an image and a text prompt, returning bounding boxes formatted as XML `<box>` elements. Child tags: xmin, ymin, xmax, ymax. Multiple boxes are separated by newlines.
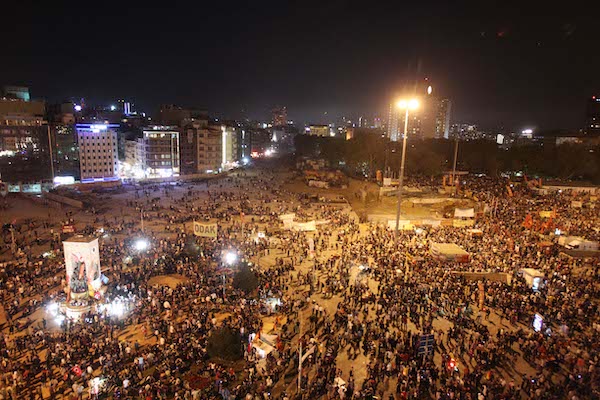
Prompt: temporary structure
<box><xmin>430</xmin><ymin>243</ymin><xmax>470</xmax><ymax>262</ymax></box>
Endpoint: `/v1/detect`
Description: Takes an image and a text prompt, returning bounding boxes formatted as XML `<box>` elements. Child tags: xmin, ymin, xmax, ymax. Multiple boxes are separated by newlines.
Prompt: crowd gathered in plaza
<box><xmin>0</xmin><ymin>165</ymin><xmax>599</xmax><ymax>399</ymax></box>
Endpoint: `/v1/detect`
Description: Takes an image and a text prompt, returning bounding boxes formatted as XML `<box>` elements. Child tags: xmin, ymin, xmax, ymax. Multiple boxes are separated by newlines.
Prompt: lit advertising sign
<box><xmin>54</xmin><ymin>176</ymin><xmax>76</xmax><ymax>186</ymax></box>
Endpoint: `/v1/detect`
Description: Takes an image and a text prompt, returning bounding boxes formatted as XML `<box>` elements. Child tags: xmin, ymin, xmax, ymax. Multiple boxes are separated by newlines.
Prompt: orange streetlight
<box><xmin>394</xmin><ymin>98</ymin><xmax>419</xmax><ymax>237</ymax></box>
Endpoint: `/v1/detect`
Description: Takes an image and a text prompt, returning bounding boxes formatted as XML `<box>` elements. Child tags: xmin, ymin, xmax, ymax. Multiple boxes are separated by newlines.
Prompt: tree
<box><xmin>207</xmin><ymin>326</ymin><xmax>243</xmax><ymax>361</ymax></box>
<box><xmin>232</xmin><ymin>264</ymin><xmax>259</xmax><ymax>294</ymax></box>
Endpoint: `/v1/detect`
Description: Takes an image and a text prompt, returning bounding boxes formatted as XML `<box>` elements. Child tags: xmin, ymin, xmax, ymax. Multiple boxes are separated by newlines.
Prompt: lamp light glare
<box><xmin>224</xmin><ymin>251</ymin><xmax>237</xmax><ymax>265</ymax></box>
<box><xmin>134</xmin><ymin>239</ymin><xmax>149</xmax><ymax>251</ymax></box>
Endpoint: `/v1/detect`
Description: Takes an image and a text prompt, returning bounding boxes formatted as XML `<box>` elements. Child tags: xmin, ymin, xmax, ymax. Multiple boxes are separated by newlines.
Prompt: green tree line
<box><xmin>294</xmin><ymin>134</ymin><xmax>600</xmax><ymax>182</ymax></box>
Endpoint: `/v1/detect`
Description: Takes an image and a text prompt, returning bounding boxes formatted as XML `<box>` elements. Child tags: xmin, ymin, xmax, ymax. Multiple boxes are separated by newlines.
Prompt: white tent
<box><xmin>520</xmin><ymin>268</ymin><xmax>545</xmax><ymax>290</ymax></box>
<box><xmin>454</xmin><ymin>208</ymin><xmax>475</xmax><ymax>218</ymax></box>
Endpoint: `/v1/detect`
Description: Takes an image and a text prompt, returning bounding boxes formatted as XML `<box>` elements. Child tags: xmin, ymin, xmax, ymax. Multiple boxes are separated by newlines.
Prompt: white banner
<box><xmin>279</xmin><ymin>213</ymin><xmax>296</xmax><ymax>221</ymax></box>
<box><xmin>193</xmin><ymin>221</ymin><xmax>218</xmax><ymax>238</ymax></box>
<box><xmin>292</xmin><ymin>221</ymin><xmax>317</xmax><ymax>231</ymax></box>
<box><xmin>571</xmin><ymin>201</ymin><xmax>583</xmax><ymax>208</ymax></box>
<box><xmin>454</xmin><ymin>208</ymin><xmax>475</xmax><ymax>218</ymax></box>
<box><xmin>387</xmin><ymin>219</ymin><xmax>411</xmax><ymax>230</ymax></box>
<box><xmin>308</xmin><ymin>180</ymin><xmax>329</xmax><ymax>188</ymax></box>
<box><xmin>421</xmin><ymin>219</ymin><xmax>442</xmax><ymax>227</ymax></box>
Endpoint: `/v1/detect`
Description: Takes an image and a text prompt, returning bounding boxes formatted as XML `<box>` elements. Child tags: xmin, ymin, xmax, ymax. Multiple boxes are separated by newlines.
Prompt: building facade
<box><xmin>435</xmin><ymin>99</ymin><xmax>452</xmax><ymax>139</ymax></box>
<box><xmin>271</xmin><ymin>106</ymin><xmax>287</xmax><ymax>127</ymax></box>
<box><xmin>142</xmin><ymin>127</ymin><xmax>180</xmax><ymax>178</ymax></box>
<box><xmin>76</xmin><ymin>124</ymin><xmax>119</xmax><ymax>182</ymax></box>
<box><xmin>52</xmin><ymin>124</ymin><xmax>80</xmax><ymax>179</ymax></box>
<box><xmin>0</xmin><ymin>93</ymin><xmax>49</xmax><ymax>181</ymax></box>
<box><xmin>198</xmin><ymin>124</ymin><xmax>223</xmax><ymax>172</ymax></box>
<box><xmin>306</xmin><ymin>124</ymin><xmax>330</xmax><ymax>137</ymax></box>
<box><xmin>585</xmin><ymin>96</ymin><xmax>600</xmax><ymax>135</ymax></box>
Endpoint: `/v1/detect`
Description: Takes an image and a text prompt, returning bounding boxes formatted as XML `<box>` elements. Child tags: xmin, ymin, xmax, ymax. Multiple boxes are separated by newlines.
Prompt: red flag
<box><xmin>522</xmin><ymin>213</ymin><xmax>533</xmax><ymax>229</ymax></box>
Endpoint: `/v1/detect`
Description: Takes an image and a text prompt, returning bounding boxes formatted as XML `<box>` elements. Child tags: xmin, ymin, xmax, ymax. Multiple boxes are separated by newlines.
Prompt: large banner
<box><xmin>421</xmin><ymin>219</ymin><xmax>442</xmax><ymax>227</ymax></box>
<box><xmin>454</xmin><ymin>208</ymin><xmax>475</xmax><ymax>218</ymax></box>
<box><xmin>279</xmin><ymin>213</ymin><xmax>296</xmax><ymax>229</ymax></box>
<box><xmin>63</xmin><ymin>237</ymin><xmax>101</xmax><ymax>297</ymax></box>
<box><xmin>292</xmin><ymin>221</ymin><xmax>317</xmax><ymax>231</ymax></box>
<box><xmin>453</xmin><ymin>219</ymin><xmax>475</xmax><ymax>227</ymax></box>
<box><xmin>387</xmin><ymin>219</ymin><xmax>412</xmax><ymax>230</ymax></box>
<box><xmin>194</xmin><ymin>221</ymin><xmax>218</xmax><ymax>238</ymax></box>
<box><xmin>571</xmin><ymin>201</ymin><xmax>583</xmax><ymax>208</ymax></box>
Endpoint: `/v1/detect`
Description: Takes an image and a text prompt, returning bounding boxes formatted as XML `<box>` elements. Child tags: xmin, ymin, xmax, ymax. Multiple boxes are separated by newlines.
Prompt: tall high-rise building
<box><xmin>387</xmin><ymin>92</ymin><xmax>451</xmax><ymax>140</ymax></box>
<box><xmin>585</xmin><ymin>96</ymin><xmax>600</xmax><ymax>135</ymax></box>
<box><xmin>76</xmin><ymin>123</ymin><xmax>119</xmax><ymax>182</ymax></box>
<box><xmin>272</xmin><ymin>106</ymin><xmax>287</xmax><ymax>127</ymax></box>
<box><xmin>436</xmin><ymin>99</ymin><xmax>452</xmax><ymax>139</ymax></box>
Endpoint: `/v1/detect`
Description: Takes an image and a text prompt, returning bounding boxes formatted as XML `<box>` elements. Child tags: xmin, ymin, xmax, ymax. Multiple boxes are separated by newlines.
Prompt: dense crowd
<box><xmin>0</xmin><ymin>168</ymin><xmax>598</xmax><ymax>399</ymax></box>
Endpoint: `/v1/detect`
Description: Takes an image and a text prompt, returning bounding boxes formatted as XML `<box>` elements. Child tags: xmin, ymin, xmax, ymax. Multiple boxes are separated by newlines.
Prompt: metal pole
<box><xmin>451</xmin><ymin>137</ymin><xmax>459</xmax><ymax>196</ymax></box>
<box><xmin>222</xmin><ymin>274</ymin><xmax>226</xmax><ymax>299</ymax></box>
<box><xmin>383</xmin><ymin>148</ymin><xmax>388</xmax><ymax>178</ymax></box>
<box><xmin>298</xmin><ymin>338</ymin><xmax>302</xmax><ymax>393</ymax></box>
<box><xmin>47</xmin><ymin>124</ymin><xmax>55</xmax><ymax>181</ymax></box>
<box><xmin>394</xmin><ymin>108</ymin><xmax>409</xmax><ymax>238</ymax></box>
<box><xmin>10</xmin><ymin>227</ymin><xmax>16</xmax><ymax>253</ymax></box>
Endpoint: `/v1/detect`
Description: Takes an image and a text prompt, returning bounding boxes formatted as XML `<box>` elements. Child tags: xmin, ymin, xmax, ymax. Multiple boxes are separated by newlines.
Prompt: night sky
<box><xmin>2</xmin><ymin>2</ymin><xmax>598</xmax><ymax>131</ymax></box>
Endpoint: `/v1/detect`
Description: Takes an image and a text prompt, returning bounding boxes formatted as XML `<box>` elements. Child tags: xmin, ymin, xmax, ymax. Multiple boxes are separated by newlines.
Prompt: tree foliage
<box><xmin>232</xmin><ymin>264</ymin><xmax>259</xmax><ymax>294</ymax></box>
<box><xmin>207</xmin><ymin>326</ymin><xmax>242</xmax><ymax>361</ymax></box>
<box><xmin>294</xmin><ymin>134</ymin><xmax>600</xmax><ymax>183</ymax></box>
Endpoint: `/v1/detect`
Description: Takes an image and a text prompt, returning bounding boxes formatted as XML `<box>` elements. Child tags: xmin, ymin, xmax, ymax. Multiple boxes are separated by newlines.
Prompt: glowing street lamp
<box><xmin>134</xmin><ymin>239</ymin><xmax>149</xmax><ymax>251</ymax></box>
<box><xmin>224</xmin><ymin>251</ymin><xmax>237</xmax><ymax>265</ymax></box>
<box><xmin>394</xmin><ymin>98</ymin><xmax>419</xmax><ymax>238</ymax></box>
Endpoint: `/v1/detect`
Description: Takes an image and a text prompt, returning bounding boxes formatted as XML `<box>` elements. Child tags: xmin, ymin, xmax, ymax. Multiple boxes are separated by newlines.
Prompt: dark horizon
<box><xmin>1</xmin><ymin>2</ymin><xmax>599</xmax><ymax>132</ymax></box>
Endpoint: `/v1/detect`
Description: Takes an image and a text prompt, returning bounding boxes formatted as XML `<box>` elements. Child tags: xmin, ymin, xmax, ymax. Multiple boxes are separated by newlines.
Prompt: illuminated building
<box><xmin>306</xmin><ymin>124</ymin><xmax>330</xmax><ymax>137</ymax></box>
<box><xmin>436</xmin><ymin>99</ymin><xmax>452</xmax><ymax>139</ymax></box>
<box><xmin>2</xmin><ymin>86</ymin><xmax>30</xmax><ymax>102</ymax></box>
<box><xmin>141</xmin><ymin>127</ymin><xmax>180</xmax><ymax>178</ymax></box>
<box><xmin>585</xmin><ymin>96</ymin><xmax>600</xmax><ymax>135</ymax></box>
<box><xmin>271</xmin><ymin>106</ymin><xmax>287</xmax><ymax>127</ymax></box>
<box><xmin>387</xmin><ymin>95</ymin><xmax>451</xmax><ymax>140</ymax></box>
<box><xmin>179</xmin><ymin>119</ymin><xmax>210</xmax><ymax>175</ymax></box>
<box><xmin>76</xmin><ymin>124</ymin><xmax>119</xmax><ymax>182</ymax></box>
<box><xmin>197</xmin><ymin>124</ymin><xmax>224</xmax><ymax>173</ymax></box>
<box><xmin>124</xmin><ymin>139</ymin><xmax>146</xmax><ymax>177</ymax></box>
<box><xmin>0</xmin><ymin>91</ymin><xmax>50</xmax><ymax>181</ymax></box>
<box><xmin>221</xmin><ymin>125</ymin><xmax>239</xmax><ymax>169</ymax></box>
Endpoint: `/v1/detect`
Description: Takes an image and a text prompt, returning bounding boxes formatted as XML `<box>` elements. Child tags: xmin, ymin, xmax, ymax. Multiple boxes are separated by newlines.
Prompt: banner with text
<box><xmin>194</xmin><ymin>222</ymin><xmax>218</xmax><ymax>238</ymax></box>
<box><xmin>453</xmin><ymin>219</ymin><xmax>475</xmax><ymax>227</ymax></box>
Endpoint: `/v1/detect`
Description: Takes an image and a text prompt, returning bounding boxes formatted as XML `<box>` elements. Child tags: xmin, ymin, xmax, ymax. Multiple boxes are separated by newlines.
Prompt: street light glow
<box><xmin>396</xmin><ymin>98</ymin><xmax>419</xmax><ymax>110</ymax></box>
<box><xmin>134</xmin><ymin>239</ymin><xmax>149</xmax><ymax>251</ymax></box>
<box><xmin>224</xmin><ymin>251</ymin><xmax>237</xmax><ymax>265</ymax></box>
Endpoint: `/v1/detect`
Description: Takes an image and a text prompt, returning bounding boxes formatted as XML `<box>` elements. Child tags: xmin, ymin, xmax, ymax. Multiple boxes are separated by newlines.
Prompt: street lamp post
<box><xmin>394</xmin><ymin>99</ymin><xmax>419</xmax><ymax>239</ymax></box>
<box><xmin>451</xmin><ymin>137</ymin><xmax>459</xmax><ymax>196</ymax></box>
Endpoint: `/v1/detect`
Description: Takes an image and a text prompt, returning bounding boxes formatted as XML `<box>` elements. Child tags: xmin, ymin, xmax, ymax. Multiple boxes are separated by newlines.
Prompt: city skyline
<box><xmin>1</xmin><ymin>2</ymin><xmax>598</xmax><ymax>131</ymax></box>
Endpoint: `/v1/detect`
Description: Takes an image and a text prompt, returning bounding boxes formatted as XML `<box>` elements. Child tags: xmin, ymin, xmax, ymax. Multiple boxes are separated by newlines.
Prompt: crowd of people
<box><xmin>0</xmin><ymin>166</ymin><xmax>598</xmax><ymax>399</ymax></box>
